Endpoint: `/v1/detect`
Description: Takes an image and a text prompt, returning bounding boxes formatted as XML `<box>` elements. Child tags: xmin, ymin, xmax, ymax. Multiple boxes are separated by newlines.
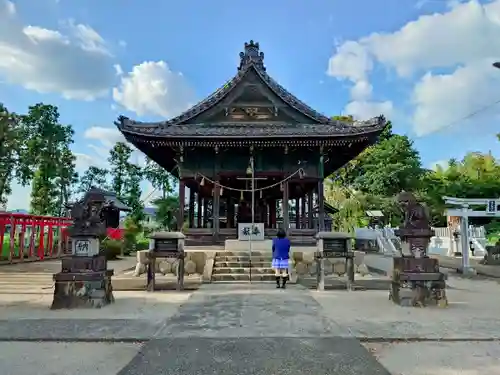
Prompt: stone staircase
<box><xmin>211</xmin><ymin>251</ymin><xmax>275</xmax><ymax>282</ymax></box>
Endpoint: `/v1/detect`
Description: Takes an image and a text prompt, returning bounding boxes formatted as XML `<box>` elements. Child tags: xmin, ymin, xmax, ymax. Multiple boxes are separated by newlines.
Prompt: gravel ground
<box><xmin>364</xmin><ymin>341</ymin><xmax>500</xmax><ymax>375</ymax></box>
<box><xmin>0</xmin><ymin>342</ymin><xmax>142</xmax><ymax>375</ymax></box>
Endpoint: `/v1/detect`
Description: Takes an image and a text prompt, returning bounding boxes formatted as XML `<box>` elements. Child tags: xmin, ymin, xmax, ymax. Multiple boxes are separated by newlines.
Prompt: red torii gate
<box><xmin>0</xmin><ymin>212</ymin><xmax>73</xmax><ymax>263</ymax></box>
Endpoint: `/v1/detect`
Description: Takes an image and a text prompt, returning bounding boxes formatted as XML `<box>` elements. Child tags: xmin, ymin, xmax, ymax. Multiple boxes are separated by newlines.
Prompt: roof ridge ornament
<box><xmin>238</xmin><ymin>40</ymin><xmax>265</xmax><ymax>72</ymax></box>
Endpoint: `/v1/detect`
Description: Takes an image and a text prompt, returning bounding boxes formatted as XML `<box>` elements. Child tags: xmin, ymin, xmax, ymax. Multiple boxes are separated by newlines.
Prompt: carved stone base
<box><xmin>389</xmin><ymin>279</ymin><xmax>447</xmax><ymax>307</ymax></box>
<box><xmin>51</xmin><ymin>270</ymin><xmax>114</xmax><ymax>309</ymax></box>
<box><xmin>389</xmin><ymin>257</ymin><xmax>448</xmax><ymax>308</ymax></box>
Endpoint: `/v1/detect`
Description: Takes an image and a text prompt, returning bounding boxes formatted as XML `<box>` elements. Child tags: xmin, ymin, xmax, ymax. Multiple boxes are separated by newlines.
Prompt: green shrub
<box><xmin>136</xmin><ymin>239</ymin><xmax>150</xmax><ymax>251</ymax></box>
<box><xmin>100</xmin><ymin>239</ymin><xmax>122</xmax><ymax>260</ymax></box>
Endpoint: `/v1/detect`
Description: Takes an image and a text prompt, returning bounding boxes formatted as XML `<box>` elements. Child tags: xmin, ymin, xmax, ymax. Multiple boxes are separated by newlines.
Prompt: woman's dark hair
<box><xmin>277</xmin><ymin>229</ymin><xmax>286</xmax><ymax>238</ymax></box>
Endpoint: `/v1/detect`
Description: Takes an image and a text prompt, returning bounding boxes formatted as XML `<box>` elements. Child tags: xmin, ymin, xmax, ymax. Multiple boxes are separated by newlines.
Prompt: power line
<box><xmin>439</xmin><ymin>98</ymin><xmax>500</xmax><ymax>129</ymax></box>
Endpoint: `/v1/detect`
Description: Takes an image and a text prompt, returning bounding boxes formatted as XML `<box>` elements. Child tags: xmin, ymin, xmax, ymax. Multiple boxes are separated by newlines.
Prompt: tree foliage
<box><xmin>22</xmin><ymin>104</ymin><xmax>76</xmax><ymax>215</ymax></box>
<box><xmin>144</xmin><ymin>157</ymin><xmax>174</xmax><ymax>199</ymax></box>
<box><xmin>108</xmin><ymin>142</ymin><xmax>132</xmax><ymax>200</ymax></box>
<box><xmin>78</xmin><ymin>166</ymin><xmax>109</xmax><ymax>193</ymax></box>
<box><xmin>107</xmin><ymin>142</ymin><xmax>145</xmax><ymax>225</ymax></box>
<box><xmin>0</xmin><ymin>104</ymin><xmax>22</xmax><ymax>207</ymax></box>
<box><xmin>153</xmin><ymin>196</ymin><xmax>180</xmax><ymax>230</ymax></box>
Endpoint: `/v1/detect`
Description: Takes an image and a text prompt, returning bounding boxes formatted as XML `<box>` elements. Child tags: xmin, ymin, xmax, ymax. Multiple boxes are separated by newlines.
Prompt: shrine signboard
<box><xmin>238</xmin><ymin>223</ymin><xmax>265</xmax><ymax>241</ymax></box>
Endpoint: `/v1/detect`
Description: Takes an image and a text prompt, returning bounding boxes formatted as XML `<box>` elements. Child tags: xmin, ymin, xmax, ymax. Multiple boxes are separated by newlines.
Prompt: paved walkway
<box><xmin>364</xmin><ymin>252</ymin><xmax>500</xmax><ymax>279</ymax></box>
<box><xmin>0</xmin><ymin>257</ymin><xmax>140</xmax><ymax>293</ymax></box>
<box><xmin>2</xmin><ymin>280</ymin><xmax>500</xmax><ymax>374</ymax></box>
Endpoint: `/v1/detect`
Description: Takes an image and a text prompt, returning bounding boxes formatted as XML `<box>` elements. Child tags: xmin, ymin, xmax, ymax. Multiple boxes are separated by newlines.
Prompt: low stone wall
<box><xmin>290</xmin><ymin>250</ymin><xmax>370</xmax><ymax>280</ymax></box>
<box><xmin>133</xmin><ymin>248</ymin><xmax>370</xmax><ymax>283</ymax></box>
<box><xmin>133</xmin><ymin>250</ymin><xmax>212</xmax><ymax>279</ymax></box>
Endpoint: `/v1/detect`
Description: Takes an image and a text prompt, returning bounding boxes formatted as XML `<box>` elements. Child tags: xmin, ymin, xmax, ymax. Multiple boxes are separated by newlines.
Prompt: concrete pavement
<box><xmin>1</xmin><ymin>277</ymin><xmax>500</xmax><ymax>374</ymax></box>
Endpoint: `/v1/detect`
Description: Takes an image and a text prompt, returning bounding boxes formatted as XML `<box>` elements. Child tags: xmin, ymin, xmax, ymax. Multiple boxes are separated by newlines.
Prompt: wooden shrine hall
<box><xmin>115</xmin><ymin>40</ymin><xmax>386</xmax><ymax>245</ymax></box>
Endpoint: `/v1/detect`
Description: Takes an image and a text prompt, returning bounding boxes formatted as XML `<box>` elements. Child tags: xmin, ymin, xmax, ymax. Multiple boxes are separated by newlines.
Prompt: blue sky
<box><xmin>2</xmin><ymin>0</ymin><xmax>500</xmax><ymax>209</ymax></box>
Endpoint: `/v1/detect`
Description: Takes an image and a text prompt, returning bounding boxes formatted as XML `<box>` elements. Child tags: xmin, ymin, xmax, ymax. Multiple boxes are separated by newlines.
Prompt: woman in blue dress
<box><xmin>272</xmin><ymin>229</ymin><xmax>291</xmax><ymax>288</ymax></box>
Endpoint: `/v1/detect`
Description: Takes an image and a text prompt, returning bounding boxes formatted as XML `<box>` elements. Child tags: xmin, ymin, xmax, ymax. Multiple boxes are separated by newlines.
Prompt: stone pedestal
<box><xmin>391</xmin><ymin>228</ymin><xmax>447</xmax><ymax>307</ymax></box>
<box><xmin>315</xmin><ymin>232</ymin><xmax>355</xmax><ymax>291</ymax></box>
<box><xmin>147</xmin><ymin>231</ymin><xmax>185</xmax><ymax>291</ymax></box>
<box><xmin>51</xmin><ymin>236</ymin><xmax>115</xmax><ymax>309</ymax></box>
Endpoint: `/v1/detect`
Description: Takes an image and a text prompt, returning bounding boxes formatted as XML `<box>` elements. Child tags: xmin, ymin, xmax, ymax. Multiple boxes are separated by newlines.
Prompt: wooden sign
<box><xmin>154</xmin><ymin>238</ymin><xmax>178</xmax><ymax>251</ymax></box>
<box><xmin>152</xmin><ymin>238</ymin><xmax>180</xmax><ymax>258</ymax></box>
<box><xmin>323</xmin><ymin>239</ymin><xmax>349</xmax><ymax>258</ymax></box>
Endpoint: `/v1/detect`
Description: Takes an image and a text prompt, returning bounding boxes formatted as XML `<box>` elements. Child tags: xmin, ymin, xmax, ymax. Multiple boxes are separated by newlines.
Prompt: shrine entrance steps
<box><xmin>211</xmin><ymin>251</ymin><xmax>275</xmax><ymax>282</ymax></box>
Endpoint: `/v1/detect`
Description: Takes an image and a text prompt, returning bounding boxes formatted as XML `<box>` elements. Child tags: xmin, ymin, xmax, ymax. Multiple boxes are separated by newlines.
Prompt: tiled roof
<box><xmin>118</xmin><ymin>119</ymin><xmax>386</xmax><ymax>138</ymax></box>
<box><xmin>115</xmin><ymin>41</ymin><xmax>387</xmax><ymax>139</ymax></box>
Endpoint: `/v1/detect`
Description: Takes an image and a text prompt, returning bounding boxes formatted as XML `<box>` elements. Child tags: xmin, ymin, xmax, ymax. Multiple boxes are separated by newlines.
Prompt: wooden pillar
<box><xmin>300</xmin><ymin>195</ymin><xmax>306</xmax><ymax>230</ymax></box>
<box><xmin>227</xmin><ymin>197</ymin><xmax>233</xmax><ymax>228</ymax></box>
<box><xmin>269</xmin><ymin>200</ymin><xmax>276</xmax><ymax>229</ymax></box>
<box><xmin>197</xmin><ymin>193</ymin><xmax>202</xmax><ymax>228</ymax></box>
<box><xmin>188</xmin><ymin>188</ymin><xmax>195</xmax><ymax>228</ymax></box>
<box><xmin>177</xmin><ymin>179</ymin><xmax>185</xmax><ymax>231</ymax></box>
<box><xmin>295</xmin><ymin>199</ymin><xmax>299</xmax><ymax>230</ymax></box>
<box><xmin>213</xmin><ymin>182</ymin><xmax>220</xmax><ymax>242</ymax></box>
<box><xmin>203</xmin><ymin>199</ymin><xmax>208</xmax><ymax>228</ymax></box>
<box><xmin>317</xmin><ymin>181</ymin><xmax>325</xmax><ymax>231</ymax></box>
<box><xmin>282</xmin><ymin>181</ymin><xmax>289</xmax><ymax>231</ymax></box>
<box><xmin>318</xmin><ymin>152</ymin><xmax>325</xmax><ymax>232</ymax></box>
<box><xmin>307</xmin><ymin>192</ymin><xmax>314</xmax><ymax>229</ymax></box>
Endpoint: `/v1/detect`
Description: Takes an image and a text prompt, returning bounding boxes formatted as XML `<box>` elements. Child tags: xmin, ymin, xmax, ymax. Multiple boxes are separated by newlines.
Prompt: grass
<box><xmin>1</xmin><ymin>234</ymin><xmax>58</xmax><ymax>259</ymax></box>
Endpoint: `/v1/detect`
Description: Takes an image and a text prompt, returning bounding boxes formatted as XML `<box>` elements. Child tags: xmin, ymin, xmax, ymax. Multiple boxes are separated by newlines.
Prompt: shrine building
<box><xmin>115</xmin><ymin>41</ymin><xmax>387</xmax><ymax>245</ymax></box>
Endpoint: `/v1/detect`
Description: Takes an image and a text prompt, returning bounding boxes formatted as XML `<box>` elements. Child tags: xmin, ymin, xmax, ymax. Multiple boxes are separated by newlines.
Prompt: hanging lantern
<box><xmin>240</xmin><ymin>190</ymin><xmax>244</xmax><ymax>201</ymax></box>
<box><xmin>280</xmin><ymin>184</ymin><xmax>284</xmax><ymax>192</ymax></box>
<box><xmin>220</xmin><ymin>186</ymin><xmax>224</xmax><ymax>196</ymax></box>
<box><xmin>260</xmin><ymin>190</ymin><xmax>263</xmax><ymax>199</ymax></box>
<box><xmin>200</xmin><ymin>177</ymin><xmax>205</xmax><ymax>186</ymax></box>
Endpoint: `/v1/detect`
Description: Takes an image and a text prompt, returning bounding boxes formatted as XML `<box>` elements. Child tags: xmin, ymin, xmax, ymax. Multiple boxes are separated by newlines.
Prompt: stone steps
<box><xmin>212</xmin><ymin>267</ymin><xmax>275</xmax><ymax>275</ymax></box>
<box><xmin>213</xmin><ymin>261</ymin><xmax>270</xmax><ymax>268</ymax></box>
<box><xmin>211</xmin><ymin>251</ymin><xmax>274</xmax><ymax>282</ymax></box>
<box><xmin>214</xmin><ymin>256</ymin><xmax>273</xmax><ymax>263</ymax></box>
<box><xmin>212</xmin><ymin>274</ymin><xmax>277</xmax><ymax>282</ymax></box>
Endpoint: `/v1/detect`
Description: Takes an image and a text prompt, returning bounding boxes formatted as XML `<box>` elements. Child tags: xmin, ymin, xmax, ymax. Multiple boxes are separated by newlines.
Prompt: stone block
<box><xmin>357</xmin><ymin>263</ymin><xmax>369</xmax><ymax>276</ymax></box>
<box><xmin>188</xmin><ymin>252</ymin><xmax>207</xmax><ymax>274</ymax></box>
<box><xmin>323</xmin><ymin>259</ymin><xmax>333</xmax><ymax>275</ymax></box>
<box><xmin>295</xmin><ymin>262</ymin><xmax>309</xmax><ymax>275</ymax></box>
<box><xmin>159</xmin><ymin>261</ymin><xmax>171</xmax><ymax>275</ymax></box>
<box><xmin>353</xmin><ymin>251</ymin><xmax>365</xmax><ymax>266</ymax></box>
<box><xmin>292</xmin><ymin>251</ymin><xmax>304</xmax><ymax>263</ymax></box>
<box><xmin>136</xmin><ymin>250</ymin><xmax>149</xmax><ymax>264</ymax></box>
<box><xmin>133</xmin><ymin>263</ymin><xmax>146</xmax><ymax>277</ymax></box>
<box><xmin>184</xmin><ymin>260</ymin><xmax>197</xmax><ymax>275</ymax></box>
<box><xmin>333</xmin><ymin>261</ymin><xmax>346</xmax><ymax>275</ymax></box>
<box><xmin>302</xmin><ymin>252</ymin><xmax>314</xmax><ymax>263</ymax></box>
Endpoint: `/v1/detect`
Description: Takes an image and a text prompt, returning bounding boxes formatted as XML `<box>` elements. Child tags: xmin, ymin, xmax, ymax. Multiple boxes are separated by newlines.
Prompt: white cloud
<box><xmin>0</xmin><ymin>0</ymin><xmax>115</xmax><ymax>100</ymax></box>
<box><xmin>344</xmin><ymin>100</ymin><xmax>394</xmax><ymax>120</ymax></box>
<box><xmin>5</xmin><ymin>0</ymin><xmax>14</xmax><ymax>15</ymax></box>
<box><xmin>412</xmin><ymin>60</ymin><xmax>500</xmax><ymax>136</ymax></box>
<box><xmin>81</xmin><ymin>126</ymin><xmax>146</xmax><ymax>169</ymax></box>
<box><xmin>112</xmin><ymin>61</ymin><xmax>195</xmax><ymax>118</ymax></box>
<box><xmin>350</xmin><ymin>80</ymin><xmax>373</xmax><ymax>101</ymax></box>
<box><xmin>327</xmin><ymin>0</ymin><xmax>500</xmax><ymax>135</ymax></box>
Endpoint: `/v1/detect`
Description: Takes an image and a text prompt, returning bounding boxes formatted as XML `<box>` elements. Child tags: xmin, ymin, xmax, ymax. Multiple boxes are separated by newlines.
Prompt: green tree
<box><xmin>324</xmin><ymin>180</ymin><xmax>366</xmax><ymax>233</ymax></box>
<box><xmin>351</xmin><ymin>134</ymin><xmax>424</xmax><ymax>196</ymax></box>
<box><xmin>0</xmin><ymin>104</ymin><xmax>22</xmax><ymax>207</ymax></box>
<box><xmin>78</xmin><ymin>166</ymin><xmax>109</xmax><ymax>193</ymax></box>
<box><xmin>153</xmin><ymin>195</ymin><xmax>180</xmax><ymax>230</ymax></box>
<box><xmin>144</xmin><ymin>157</ymin><xmax>174</xmax><ymax>199</ymax></box>
<box><xmin>125</xmin><ymin>163</ymin><xmax>144</xmax><ymax>224</ymax></box>
<box><xmin>23</xmin><ymin>104</ymin><xmax>74</xmax><ymax>215</ymax></box>
<box><xmin>54</xmin><ymin>144</ymin><xmax>78</xmax><ymax>216</ymax></box>
<box><xmin>108</xmin><ymin>142</ymin><xmax>133</xmax><ymax>200</ymax></box>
